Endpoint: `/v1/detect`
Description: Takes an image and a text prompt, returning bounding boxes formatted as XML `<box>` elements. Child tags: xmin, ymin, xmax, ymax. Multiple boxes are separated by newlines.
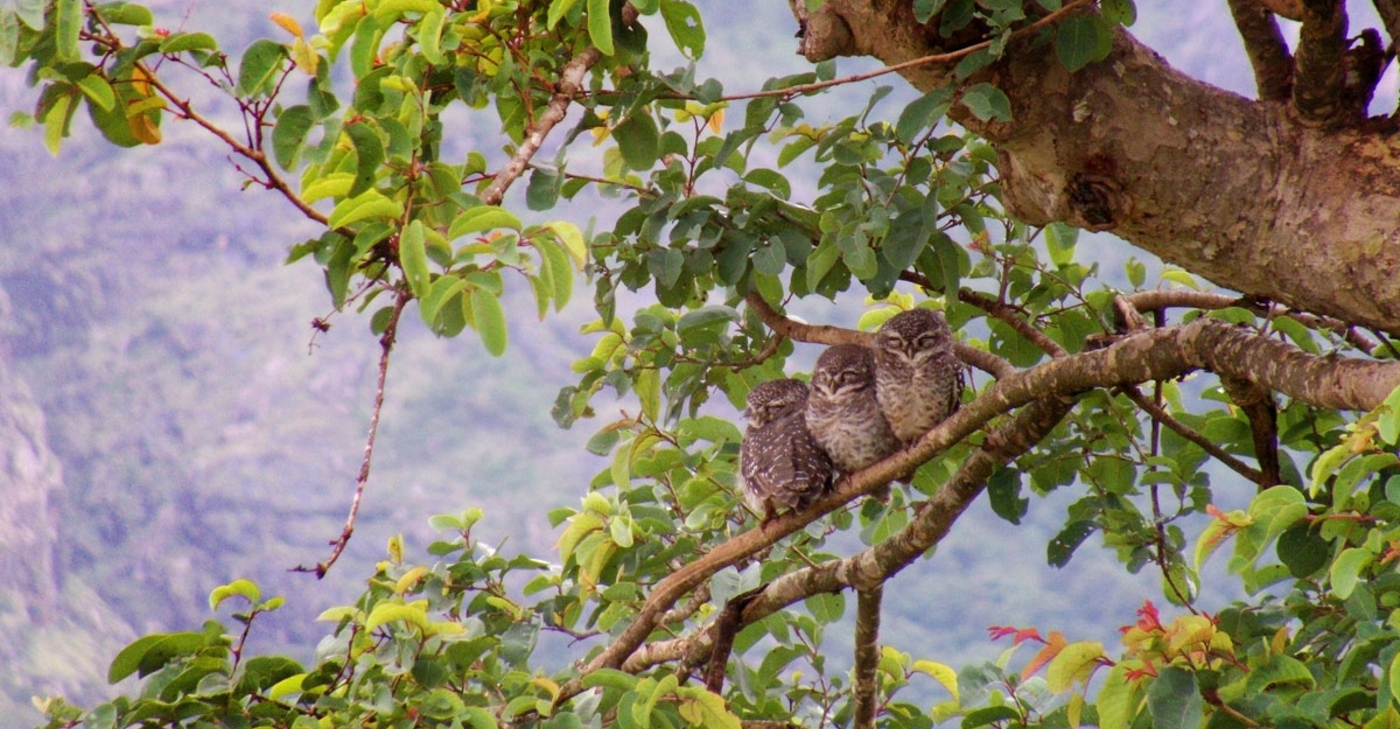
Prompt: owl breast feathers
<box><xmin>873</xmin><ymin>308</ymin><xmax>964</xmax><ymax>445</ymax></box>
<box><xmin>739</xmin><ymin>379</ymin><xmax>834</xmax><ymax>514</ymax></box>
<box><xmin>803</xmin><ymin>344</ymin><xmax>901</xmax><ymax>475</ymax></box>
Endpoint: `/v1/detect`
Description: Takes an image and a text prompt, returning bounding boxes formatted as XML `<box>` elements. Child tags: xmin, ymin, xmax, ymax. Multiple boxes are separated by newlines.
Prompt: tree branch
<box><xmin>560</xmin><ymin>317</ymin><xmax>1400</xmax><ymax>699</ymax></box>
<box><xmin>743</xmin><ymin>292</ymin><xmax>1017</xmax><ymax>379</ymax></box>
<box><xmin>1292</xmin><ymin>0</ymin><xmax>1348</xmax><ymax>125</ymax></box>
<box><xmin>1123</xmin><ymin>290</ymin><xmax>1377</xmax><ymax>352</ymax></box>
<box><xmin>853</xmin><ymin>585</ymin><xmax>883</xmax><ymax>729</ymax></box>
<box><xmin>1227</xmin><ymin>0</ymin><xmax>1295</xmax><ymax>101</ymax></box>
<box><xmin>479</xmin><ymin>5</ymin><xmax>639</xmax><ymax>205</ymax></box>
<box><xmin>1219</xmin><ymin>375</ymin><xmax>1283</xmax><ymax>488</ymax></box>
<box><xmin>1119</xmin><ymin>386</ymin><xmax>1265</xmax><ymax>485</ymax></box>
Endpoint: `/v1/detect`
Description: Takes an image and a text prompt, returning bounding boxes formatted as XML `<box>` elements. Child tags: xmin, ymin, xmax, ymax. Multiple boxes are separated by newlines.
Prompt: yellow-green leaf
<box><xmin>393</xmin><ymin>565</ymin><xmax>429</xmax><ymax>594</ymax></box>
<box><xmin>636</xmin><ymin>368</ymin><xmax>661</xmax><ymax>422</ymax></box>
<box><xmin>327</xmin><ymin>190</ymin><xmax>404</xmax><ymax>229</ymax></box>
<box><xmin>556</xmin><ymin>511</ymin><xmax>604</xmax><ymax>565</ymax></box>
<box><xmin>1046</xmin><ymin>641</ymin><xmax>1104</xmax><ymax>692</ymax></box>
<box><xmin>1330</xmin><ymin>547</ymin><xmax>1373</xmax><ymax>600</ymax></box>
<box><xmin>676</xmin><ymin>688</ymin><xmax>740</xmax><ymax>729</ymax></box>
<box><xmin>268</xmin><ymin>673</ymin><xmax>307</xmax><ymax>700</ymax></box>
<box><xmin>209</xmin><ymin>579</ymin><xmax>261</xmax><ymax>611</ymax></box>
<box><xmin>547</xmin><ymin>0</ymin><xmax>584</xmax><ymax>28</ymax></box>
<box><xmin>470</xmin><ymin>287</ymin><xmax>508</xmax><ymax>356</ymax></box>
<box><xmin>417</xmin><ymin>8</ymin><xmax>445</xmax><ymax>64</ymax></box>
<box><xmin>912</xmin><ymin>659</ymin><xmax>959</xmax><ymax>701</ymax></box>
<box><xmin>449</xmin><ymin>205</ymin><xmax>523</xmax><ymax>239</ymax></box>
<box><xmin>400</xmin><ymin>219</ymin><xmax>432</xmax><ymax>298</ymax></box>
<box><xmin>586</xmin><ymin>0</ymin><xmax>613</xmax><ymax>55</ymax></box>
<box><xmin>374</xmin><ymin>0</ymin><xmax>439</xmax><ymax>28</ymax></box>
<box><xmin>365</xmin><ymin>600</ymin><xmax>430</xmax><ymax>631</ymax></box>
<box><xmin>302</xmin><ymin>173</ymin><xmax>355</xmax><ymax>203</ymax></box>
<box><xmin>76</xmin><ymin>74</ymin><xmax>116</xmax><ymax>112</ymax></box>
<box><xmin>546</xmin><ymin>220</ymin><xmax>588</xmax><ymax>267</ymax></box>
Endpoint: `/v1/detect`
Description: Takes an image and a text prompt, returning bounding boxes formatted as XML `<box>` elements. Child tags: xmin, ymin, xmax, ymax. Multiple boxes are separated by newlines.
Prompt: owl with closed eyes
<box><xmin>873</xmin><ymin>308</ymin><xmax>963</xmax><ymax>445</ymax></box>
<box><xmin>739</xmin><ymin>379</ymin><xmax>834</xmax><ymax>518</ymax></box>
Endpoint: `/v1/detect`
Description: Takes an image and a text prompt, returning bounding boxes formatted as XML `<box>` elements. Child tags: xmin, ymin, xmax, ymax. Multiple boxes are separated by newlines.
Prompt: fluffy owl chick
<box><xmin>739</xmin><ymin>379</ymin><xmax>834</xmax><ymax>518</ymax></box>
<box><xmin>804</xmin><ymin>344</ymin><xmax>901</xmax><ymax>477</ymax></box>
<box><xmin>874</xmin><ymin>308</ymin><xmax>964</xmax><ymax>445</ymax></box>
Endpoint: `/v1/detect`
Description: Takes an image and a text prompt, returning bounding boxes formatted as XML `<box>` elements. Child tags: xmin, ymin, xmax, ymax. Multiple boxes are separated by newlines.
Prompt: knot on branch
<box><xmin>790</xmin><ymin>0</ymin><xmax>856</xmax><ymax>61</ymax></box>
<box><xmin>1066</xmin><ymin>172</ymin><xmax>1128</xmax><ymax>230</ymax></box>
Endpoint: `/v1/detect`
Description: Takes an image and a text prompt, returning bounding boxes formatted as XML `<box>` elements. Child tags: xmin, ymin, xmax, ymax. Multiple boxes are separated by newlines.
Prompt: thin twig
<box><xmin>1124</xmin><ymin>290</ymin><xmax>1377</xmax><ymax>351</ymax></box>
<box><xmin>1220</xmin><ymin>376</ymin><xmax>1282</xmax><ymax>488</ymax></box>
<box><xmin>743</xmin><ymin>292</ymin><xmax>1016</xmax><ymax>379</ymax></box>
<box><xmin>1120</xmin><ymin>386</ymin><xmax>1264</xmax><ymax>484</ymax></box>
<box><xmin>294</xmin><ymin>289</ymin><xmax>410</xmax><ymax>578</ymax></box>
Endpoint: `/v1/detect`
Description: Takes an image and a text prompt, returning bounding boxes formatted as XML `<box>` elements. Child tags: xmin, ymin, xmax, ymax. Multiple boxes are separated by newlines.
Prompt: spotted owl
<box><xmin>804</xmin><ymin>344</ymin><xmax>901</xmax><ymax>477</ymax></box>
<box><xmin>874</xmin><ymin>308</ymin><xmax>964</xmax><ymax>445</ymax></box>
<box><xmin>739</xmin><ymin>379</ymin><xmax>834</xmax><ymax>517</ymax></box>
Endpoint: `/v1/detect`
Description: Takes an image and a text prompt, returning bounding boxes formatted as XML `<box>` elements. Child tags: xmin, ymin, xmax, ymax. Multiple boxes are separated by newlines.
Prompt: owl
<box><xmin>804</xmin><ymin>344</ymin><xmax>902</xmax><ymax>477</ymax></box>
<box><xmin>873</xmin><ymin>308</ymin><xmax>963</xmax><ymax>445</ymax></box>
<box><xmin>739</xmin><ymin>379</ymin><xmax>834</xmax><ymax>517</ymax></box>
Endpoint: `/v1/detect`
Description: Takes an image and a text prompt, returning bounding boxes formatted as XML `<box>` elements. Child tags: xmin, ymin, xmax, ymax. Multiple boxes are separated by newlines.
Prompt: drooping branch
<box><xmin>1119</xmin><ymin>386</ymin><xmax>1265</xmax><ymax>485</ymax></box>
<box><xmin>1123</xmin><ymin>291</ymin><xmax>1377</xmax><ymax>352</ymax></box>
<box><xmin>1220</xmin><ymin>376</ymin><xmax>1283</xmax><ymax>488</ymax></box>
<box><xmin>1226</xmin><ymin>0</ymin><xmax>1294</xmax><ymax>101</ymax></box>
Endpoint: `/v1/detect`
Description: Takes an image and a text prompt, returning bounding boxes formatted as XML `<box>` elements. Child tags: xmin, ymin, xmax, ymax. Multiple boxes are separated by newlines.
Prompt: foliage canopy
<box><xmin>9</xmin><ymin>1</ymin><xmax>1400</xmax><ymax>729</ymax></box>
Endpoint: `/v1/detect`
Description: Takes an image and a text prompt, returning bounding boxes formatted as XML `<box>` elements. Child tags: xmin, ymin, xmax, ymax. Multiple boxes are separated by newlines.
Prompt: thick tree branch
<box><xmin>797</xmin><ymin>1</ymin><xmax>1400</xmax><ymax>334</ymax></box>
<box><xmin>1377</xmin><ymin>0</ymin><xmax>1400</xmax><ymax>53</ymax></box>
<box><xmin>560</xmin><ymin>317</ymin><xmax>1400</xmax><ymax>699</ymax></box>
<box><xmin>1227</xmin><ymin>0</ymin><xmax>1295</xmax><ymax>101</ymax></box>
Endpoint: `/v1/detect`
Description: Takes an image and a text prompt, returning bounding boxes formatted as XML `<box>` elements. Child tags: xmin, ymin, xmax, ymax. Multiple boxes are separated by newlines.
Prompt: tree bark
<box><xmin>794</xmin><ymin>1</ymin><xmax>1400</xmax><ymax>334</ymax></box>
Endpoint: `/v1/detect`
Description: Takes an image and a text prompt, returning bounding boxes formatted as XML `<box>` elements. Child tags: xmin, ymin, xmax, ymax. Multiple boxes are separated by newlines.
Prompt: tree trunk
<box><xmin>795</xmin><ymin>1</ymin><xmax>1400</xmax><ymax>334</ymax></box>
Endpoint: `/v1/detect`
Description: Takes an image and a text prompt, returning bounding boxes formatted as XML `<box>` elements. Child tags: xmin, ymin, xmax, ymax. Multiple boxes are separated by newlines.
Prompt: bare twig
<box><xmin>703</xmin><ymin>588</ymin><xmax>761</xmax><ymax>693</ymax></box>
<box><xmin>743</xmin><ymin>292</ymin><xmax>1016</xmax><ymax>379</ymax></box>
<box><xmin>1124</xmin><ymin>290</ymin><xmax>1377</xmax><ymax>351</ymax></box>
<box><xmin>1119</xmin><ymin>386</ymin><xmax>1265</xmax><ymax>484</ymax></box>
<box><xmin>294</xmin><ymin>289</ymin><xmax>410</xmax><ymax>578</ymax></box>
<box><xmin>1227</xmin><ymin>0</ymin><xmax>1295</xmax><ymax>101</ymax></box>
<box><xmin>853</xmin><ymin>585</ymin><xmax>883</xmax><ymax>729</ymax></box>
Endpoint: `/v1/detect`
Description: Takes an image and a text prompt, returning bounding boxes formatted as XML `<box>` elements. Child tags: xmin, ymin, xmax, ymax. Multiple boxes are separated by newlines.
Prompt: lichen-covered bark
<box><xmin>797</xmin><ymin>2</ymin><xmax>1400</xmax><ymax>334</ymax></box>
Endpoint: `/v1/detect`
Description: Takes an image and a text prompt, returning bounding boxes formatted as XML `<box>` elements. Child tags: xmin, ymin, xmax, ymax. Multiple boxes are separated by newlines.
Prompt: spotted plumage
<box><xmin>739</xmin><ymin>379</ymin><xmax>834</xmax><ymax>516</ymax></box>
<box><xmin>873</xmin><ymin>308</ymin><xmax>963</xmax><ymax>445</ymax></box>
<box><xmin>804</xmin><ymin>344</ymin><xmax>901</xmax><ymax>477</ymax></box>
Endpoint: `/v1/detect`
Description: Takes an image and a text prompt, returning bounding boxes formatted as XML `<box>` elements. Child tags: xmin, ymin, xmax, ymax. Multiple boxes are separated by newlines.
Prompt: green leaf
<box><xmin>42</xmin><ymin>92</ymin><xmax>74</xmax><ymax>156</ymax></box>
<box><xmin>272</xmin><ymin>105</ymin><xmax>315</xmax><ymax>171</ymax></box>
<box><xmin>344</xmin><ymin>120</ymin><xmax>384</xmax><ymax>198</ymax></box>
<box><xmin>962</xmin><ymin>706</ymin><xmax>1021</xmax><ymax>729</ymax></box>
<box><xmin>805</xmin><ymin>592</ymin><xmax>845</xmax><ymax>622</ymax></box>
<box><xmin>1378</xmin><ymin>384</ymin><xmax>1400</xmax><ymax>445</ymax></box>
<box><xmin>12</xmin><ymin>0</ymin><xmax>45</xmax><ymax>29</ymax></box>
<box><xmin>547</xmin><ymin>221</ymin><xmax>589</xmax><ymax>267</ymax></box>
<box><xmin>400</xmin><ymin>220</ymin><xmax>432</xmax><ymax>299</ymax></box>
<box><xmin>636</xmin><ymin>368</ymin><xmax>661</xmax><ymax>421</ymax></box>
<box><xmin>327</xmin><ymin>190</ymin><xmax>404</xmax><ymax>229</ymax></box>
<box><xmin>417</xmin><ymin>8</ymin><xmax>445</xmax><ymax>64</ymax></box>
<box><xmin>548</xmin><ymin>0</ymin><xmax>585</xmax><ymax>28</ymax></box>
<box><xmin>471</xmin><ymin>287</ymin><xmax>508</xmax><ymax>356</ymax></box>
<box><xmin>1100</xmin><ymin>0</ymin><xmax>1136</xmax><ymax>26</ymax></box>
<box><xmin>209</xmin><ymin>579</ymin><xmax>261</xmax><ymax>611</ymax></box>
<box><xmin>895</xmin><ymin>86</ymin><xmax>952</xmax><ymax>144</ymax></box>
<box><xmin>615</xmin><ymin>113</ymin><xmax>660</xmax><ymax>171</ymax></box>
<box><xmin>108</xmin><ymin>632</ymin><xmax>209</xmax><ymax>683</ymax></box>
<box><xmin>54</xmin><ymin>0</ymin><xmax>80</xmax><ymax>61</ymax></box>
<box><xmin>238</xmin><ymin>39</ymin><xmax>289</xmax><ymax>97</ymax></box>
<box><xmin>587</xmin><ymin>0</ymin><xmax>614</xmax><ymax>55</ymax></box>
<box><xmin>0</xmin><ymin>12</ymin><xmax>17</xmax><ymax>67</ymax></box>
<box><xmin>75</xmin><ymin>74</ymin><xmax>116</xmax><ymax>112</ymax></box>
<box><xmin>659</xmin><ymin>0</ymin><xmax>704</xmax><ymax>59</ymax></box>
<box><xmin>960</xmin><ymin>83</ymin><xmax>1012</xmax><ymax>122</ymax></box>
<box><xmin>449</xmin><ymin>206</ymin><xmax>523</xmax><ymax>239</ymax></box>
<box><xmin>1056</xmin><ymin>15</ymin><xmax>1113</xmax><ymax>72</ymax></box>
<box><xmin>365</xmin><ymin>601</ymin><xmax>429</xmax><ymax>630</ymax></box>
<box><xmin>1146</xmin><ymin>667</ymin><xmax>1203</xmax><ymax>729</ymax></box>
<box><xmin>536</xmin><ymin>236</ymin><xmax>573</xmax><ymax>312</ymax></box>
<box><xmin>1245</xmin><ymin>654</ymin><xmax>1315</xmax><ymax>693</ymax></box>
<box><xmin>913</xmin><ymin>0</ymin><xmax>948</xmax><ymax>23</ymax></box>
<box><xmin>1330</xmin><ymin>547</ymin><xmax>1373</xmax><ymax>600</ymax></box>
<box><xmin>159</xmin><ymin>32</ymin><xmax>219</xmax><ymax>54</ymax></box>
<box><xmin>374</xmin><ymin>0</ymin><xmax>440</xmax><ymax>27</ymax></box>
